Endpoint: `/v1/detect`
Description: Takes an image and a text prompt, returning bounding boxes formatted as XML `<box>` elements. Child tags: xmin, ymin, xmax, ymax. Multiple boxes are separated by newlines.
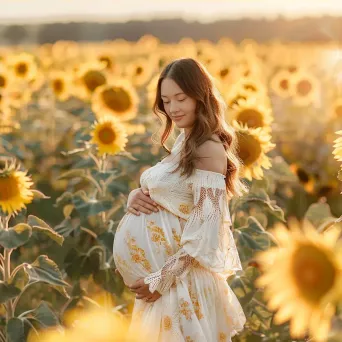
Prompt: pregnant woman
<box><xmin>113</xmin><ymin>58</ymin><xmax>246</xmax><ymax>341</ymax></box>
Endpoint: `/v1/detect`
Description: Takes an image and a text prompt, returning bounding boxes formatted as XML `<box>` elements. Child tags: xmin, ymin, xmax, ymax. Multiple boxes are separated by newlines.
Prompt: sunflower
<box><xmin>290</xmin><ymin>70</ymin><xmax>320</xmax><ymax>107</ymax></box>
<box><xmin>6</xmin><ymin>52</ymin><xmax>38</xmax><ymax>83</ymax></box>
<box><xmin>330</xmin><ymin>98</ymin><xmax>342</xmax><ymax>119</ymax></box>
<box><xmin>49</xmin><ymin>70</ymin><xmax>73</xmax><ymax>101</ymax></box>
<box><xmin>0</xmin><ymin>107</ymin><xmax>19</xmax><ymax>134</ymax></box>
<box><xmin>0</xmin><ymin>159</ymin><xmax>34</xmax><ymax>216</ymax></box>
<box><xmin>92</xmin><ymin>80</ymin><xmax>138</xmax><ymax>122</ymax></box>
<box><xmin>229</xmin><ymin>97</ymin><xmax>273</xmax><ymax>130</ymax></box>
<box><xmin>333</xmin><ymin>130</ymin><xmax>342</xmax><ymax>162</ymax></box>
<box><xmin>289</xmin><ymin>164</ymin><xmax>315</xmax><ymax>193</ymax></box>
<box><xmin>255</xmin><ymin>219</ymin><xmax>342</xmax><ymax>341</ymax></box>
<box><xmin>90</xmin><ymin>116</ymin><xmax>128</xmax><ymax>156</ymax></box>
<box><xmin>146</xmin><ymin>73</ymin><xmax>159</xmax><ymax>108</ymax></box>
<box><xmin>233</xmin><ymin>121</ymin><xmax>275</xmax><ymax>181</ymax></box>
<box><xmin>74</xmin><ymin>61</ymin><xmax>107</xmax><ymax>101</ymax></box>
<box><xmin>124</xmin><ymin>58</ymin><xmax>154</xmax><ymax>87</ymax></box>
<box><xmin>270</xmin><ymin>69</ymin><xmax>293</xmax><ymax>98</ymax></box>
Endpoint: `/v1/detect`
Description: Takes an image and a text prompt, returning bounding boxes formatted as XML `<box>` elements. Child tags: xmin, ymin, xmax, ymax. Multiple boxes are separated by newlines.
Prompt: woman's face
<box><xmin>160</xmin><ymin>78</ymin><xmax>197</xmax><ymax>131</ymax></box>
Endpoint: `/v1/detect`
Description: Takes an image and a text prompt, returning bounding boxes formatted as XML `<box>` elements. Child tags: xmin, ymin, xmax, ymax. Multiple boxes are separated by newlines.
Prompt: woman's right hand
<box><xmin>126</xmin><ymin>188</ymin><xmax>159</xmax><ymax>216</ymax></box>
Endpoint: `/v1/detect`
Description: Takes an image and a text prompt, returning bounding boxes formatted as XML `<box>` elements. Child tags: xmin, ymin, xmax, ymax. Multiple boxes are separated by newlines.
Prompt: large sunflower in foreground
<box><xmin>90</xmin><ymin>116</ymin><xmax>128</xmax><ymax>156</ymax></box>
<box><xmin>233</xmin><ymin>121</ymin><xmax>275</xmax><ymax>181</ymax></box>
<box><xmin>0</xmin><ymin>159</ymin><xmax>34</xmax><ymax>216</ymax></box>
<box><xmin>6</xmin><ymin>52</ymin><xmax>38</xmax><ymax>83</ymax></box>
<box><xmin>92</xmin><ymin>80</ymin><xmax>138</xmax><ymax>122</ymax></box>
<box><xmin>255</xmin><ymin>220</ymin><xmax>342</xmax><ymax>342</ymax></box>
<box><xmin>229</xmin><ymin>97</ymin><xmax>273</xmax><ymax>130</ymax></box>
<box><xmin>333</xmin><ymin>130</ymin><xmax>342</xmax><ymax>162</ymax></box>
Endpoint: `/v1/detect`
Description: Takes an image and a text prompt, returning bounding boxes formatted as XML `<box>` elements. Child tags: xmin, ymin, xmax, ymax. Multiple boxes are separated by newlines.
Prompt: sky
<box><xmin>1</xmin><ymin>0</ymin><xmax>342</xmax><ymax>24</ymax></box>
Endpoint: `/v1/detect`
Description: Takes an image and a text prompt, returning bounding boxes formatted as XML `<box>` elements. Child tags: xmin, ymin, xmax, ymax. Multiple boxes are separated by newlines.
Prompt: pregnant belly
<box><xmin>113</xmin><ymin>210</ymin><xmax>184</xmax><ymax>286</ymax></box>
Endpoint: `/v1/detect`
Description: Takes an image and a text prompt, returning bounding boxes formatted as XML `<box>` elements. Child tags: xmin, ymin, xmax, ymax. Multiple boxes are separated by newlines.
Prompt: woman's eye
<box><xmin>163</xmin><ymin>101</ymin><xmax>170</xmax><ymax>104</ymax></box>
<box><xmin>179</xmin><ymin>98</ymin><xmax>186</xmax><ymax>102</ymax></box>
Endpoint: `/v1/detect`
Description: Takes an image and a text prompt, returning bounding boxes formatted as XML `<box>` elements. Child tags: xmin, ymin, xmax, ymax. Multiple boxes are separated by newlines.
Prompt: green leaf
<box><xmin>0</xmin><ymin>282</ymin><xmax>21</xmax><ymax>304</ymax></box>
<box><xmin>31</xmin><ymin>190</ymin><xmax>50</xmax><ymax>200</ymax></box>
<box><xmin>93</xmin><ymin>268</ymin><xmax>125</xmax><ymax>295</ymax></box>
<box><xmin>72</xmin><ymin>195</ymin><xmax>112</xmax><ymax>217</ymax></box>
<box><xmin>234</xmin><ymin>188</ymin><xmax>285</xmax><ymax>222</ymax></box>
<box><xmin>25</xmin><ymin>255</ymin><xmax>70</xmax><ymax>287</ymax></box>
<box><xmin>9</xmin><ymin>267</ymin><xmax>29</xmax><ymax>291</ymax></box>
<box><xmin>304</xmin><ymin>202</ymin><xmax>337</xmax><ymax>231</ymax></box>
<box><xmin>0</xmin><ymin>224</ymin><xmax>32</xmax><ymax>249</ymax></box>
<box><xmin>22</xmin><ymin>301</ymin><xmax>59</xmax><ymax>329</ymax></box>
<box><xmin>64</xmin><ymin>249</ymin><xmax>100</xmax><ymax>280</ymax></box>
<box><xmin>58</xmin><ymin>169</ymin><xmax>86</xmax><ymax>180</ymax></box>
<box><xmin>97</xmin><ymin>231</ymin><xmax>114</xmax><ymax>252</ymax></box>
<box><xmin>54</xmin><ymin>218</ymin><xmax>80</xmax><ymax>237</ymax></box>
<box><xmin>7</xmin><ymin>318</ymin><xmax>24</xmax><ymax>342</ymax></box>
<box><xmin>28</xmin><ymin>215</ymin><xmax>64</xmax><ymax>246</ymax></box>
<box><xmin>55</xmin><ymin>192</ymin><xmax>74</xmax><ymax>207</ymax></box>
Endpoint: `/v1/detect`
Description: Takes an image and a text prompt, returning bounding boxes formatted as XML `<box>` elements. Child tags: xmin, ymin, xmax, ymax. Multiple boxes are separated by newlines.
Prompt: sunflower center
<box><xmin>99</xmin><ymin>56</ymin><xmax>112</xmax><ymax>69</ymax></box>
<box><xmin>296</xmin><ymin>167</ymin><xmax>310</xmax><ymax>183</ymax></box>
<box><xmin>280</xmin><ymin>79</ymin><xmax>289</xmax><ymax>90</ymax></box>
<box><xmin>244</xmin><ymin>84</ymin><xmax>256</xmax><ymax>92</ymax></box>
<box><xmin>83</xmin><ymin>70</ymin><xmax>106</xmax><ymax>92</ymax></box>
<box><xmin>16</xmin><ymin>63</ymin><xmax>28</xmax><ymax>76</ymax></box>
<box><xmin>53</xmin><ymin>79</ymin><xmax>64</xmax><ymax>94</ymax></box>
<box><xmin>135</xmin><ymin>66</ymin><xmax>143</xmax><ymax>76</ymax></box>
<box><xmin>335</xmin><ymin>104</ymin><xmax>342</xmax><ymax>117</ymax></box>
<box><xmin>220</xmin><ymin>68</ymin><xmax>229</xmax><ymax>78</ymax></box>
<box><xmin>292</xmin><ymin>245</ymin><xmax>336</xmax><ymax>303</ymax></box>
<box><xmin>98</xmin><ymin>126</ymin><xmax>116</xmax><ymax>144</ymax></box>
<box><xmin>237</xmin><ymin>133</ymin><xmax>262</xmax><ymax>166</ymax></box>
<box><xmin>101</xmin><ymin>87</ymin><xmax>132</xmax><ymax>114</ymax></box>
<box><xmin>297</xmin><ymin>80</ymin><xmax>312</xmax><ymax>97</ymax></box>
<box><xmin>237</xmin><ymin>109</ymin><xmax>264</xmax><ymax>128</ymax></box>
<box><xmin>0</xmin><ymin>175</ymin><xmax>20</xmax><ymax>201</ymax></box>
<box><xmin>288</xmin><ymin>66</ymin><xmax>297</xmax><ymax>73</ymax></box>
<box><xmin>0</xmin><ymin>75</ymin><xmax>6</xmax><ymax>88</ymax></box>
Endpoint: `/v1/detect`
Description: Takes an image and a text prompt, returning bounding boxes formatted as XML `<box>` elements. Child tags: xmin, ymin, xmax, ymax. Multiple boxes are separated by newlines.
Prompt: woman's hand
<box><xmin>129</xmin><ymin>278</ymin><xmax>162</xmax><ymax>303</ymax></box>
<box><xmin>127</xmin><ymin>188</ymin><xmax>159</xmax><ymax>216</ymax></box>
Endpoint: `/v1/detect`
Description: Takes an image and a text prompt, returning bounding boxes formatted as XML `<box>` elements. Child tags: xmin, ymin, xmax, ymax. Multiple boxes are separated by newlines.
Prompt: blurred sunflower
<box><xmin>28</xmin><ymin>308</ymin><xmax>142</xmax><ymax>342</ymax></box>
<box><xmin>49</xmin><ymin>70</ymin><xmax>73</xmax><ymax>101</ymax></box>
<box><xmin>289</xmin><ymin>164</ymin><xmax>315</xmax><ymax>193</ymax></box>
<box><xmin>0</xmin><ymin>107</ymin><xmax>19</xmax><ymax>134</ymax></box>
<box><xmin>233</xmin><ymin>121</ymin><xmax>275</xmax><ymax>181</ymax></box>
<box><xmin>233</xmin><ymin>76</ymin><xmax>267</xmax><ymax>95</ymax></box>
<box><xmin>0</xmin><ymin>159</ymin><xmax>34</xmax><ymax>216</ymax></box>
<box><xmin>270</xmin><ymin>69</ymin><xmax>293</xmax><ymax>98</ymax></box>
<box><xmin>0</xmin><ymin>67</ymin><xmax>12</xmax><ymax>93</ymax></box>
<box><xmin>6</xmin><ymin>87</ymin><xmax>32</xmax><ymax>109</ymax></box>
<box><xmin>330</xmin><ymin>98</ymin><xmax>342</xmax><ymax>119</ymax></box>
<box><xmin>146</xmin><ymin>73</ymin><xmax>159</xmax><ymax>108</ymax></box>
<box><xmin>92</xmin><ymin>80</ymin><xmax>138</xmax><ymax>121</ymax></box>
<box><xmin>125</xmin><ymin>58</ymin><xmax>155</xmax><ymax>87</ymax></box>
<box><xmin>229</xmin><ymin>97</ymin><xmax>273</xmax><ymax>130</ymax></box>
<box><xmin>256</xmin><ymin>219</ymin><xmax>342</xmax><ymax>342</ymax></box>
<box><xmin>6</xmin><ymin>52</ymin><xmax>38</xmax><ymax>83</ymax></box>
<box><xmin>90</xmin><ymin>116</ymin><xmax>128</xmax><ymax>156</ymax></box>
<box><xmin>333</xmin><ymin>130</ymin><xmax>342</xmax><ymax>162</ymax></box>
<box><xmin>74</xmin><ymin>61</ymin><xmax>107</xmax><ymax>101</ymax></box>
<box><xmin>291</xmin><ymin>70</ymin><xmax>320</xmax><ymax>107</ymax></box>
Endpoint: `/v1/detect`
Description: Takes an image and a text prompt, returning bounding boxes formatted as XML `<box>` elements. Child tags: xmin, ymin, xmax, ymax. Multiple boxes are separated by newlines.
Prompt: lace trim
<box><xmin>144</xmin><ymin>248</ymin><xmax>194</xmax><ymax>294</ymax></box>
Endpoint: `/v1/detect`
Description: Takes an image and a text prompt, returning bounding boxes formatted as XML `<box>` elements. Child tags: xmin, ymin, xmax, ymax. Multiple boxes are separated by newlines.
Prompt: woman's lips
<box><xmin>173</xmin><ymin>115</ymin><xmax>185</xmax><ymax>121</ymax></box>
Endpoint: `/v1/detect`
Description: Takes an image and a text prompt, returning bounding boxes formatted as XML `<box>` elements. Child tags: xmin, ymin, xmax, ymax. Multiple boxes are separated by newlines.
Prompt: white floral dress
<box><xmin>113</xmin><ymin>131</ymin><xmax>246</xmax><ymax>342</ymax></box>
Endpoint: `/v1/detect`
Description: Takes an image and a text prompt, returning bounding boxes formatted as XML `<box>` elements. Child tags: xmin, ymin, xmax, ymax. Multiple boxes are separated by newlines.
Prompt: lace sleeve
<box><xmin>144</xmin><ymin>171</ymin><xmax>242</xmax><ymax>295</ymax></box>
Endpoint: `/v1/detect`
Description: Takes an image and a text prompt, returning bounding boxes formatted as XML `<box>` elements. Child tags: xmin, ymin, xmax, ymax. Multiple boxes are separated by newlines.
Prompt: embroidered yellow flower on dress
<box><xmin>255</xmin><ymin>219</ymin><xmax>342</xmax><ymax>342</ymax></box>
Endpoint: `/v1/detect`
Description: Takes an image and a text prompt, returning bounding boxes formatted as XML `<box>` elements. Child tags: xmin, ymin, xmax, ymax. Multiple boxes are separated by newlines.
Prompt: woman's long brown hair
<box><xmin>152</xmin><ymin>58</ymin><xmax>247</xmax><ymax>199</ymax></box>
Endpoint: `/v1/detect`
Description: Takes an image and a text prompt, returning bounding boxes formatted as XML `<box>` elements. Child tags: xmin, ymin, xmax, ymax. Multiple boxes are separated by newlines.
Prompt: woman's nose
<box><xmin>170</xmin><ymin>101</ymin><xmax>179</xmax><ymax>114</ymax></box>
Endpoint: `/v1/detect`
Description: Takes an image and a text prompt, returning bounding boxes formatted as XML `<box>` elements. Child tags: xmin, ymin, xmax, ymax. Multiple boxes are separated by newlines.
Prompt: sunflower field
<box><xmin>0</xmin><ymin>36</ymin><xmax>341</xmax><ymax>342</ymax></box>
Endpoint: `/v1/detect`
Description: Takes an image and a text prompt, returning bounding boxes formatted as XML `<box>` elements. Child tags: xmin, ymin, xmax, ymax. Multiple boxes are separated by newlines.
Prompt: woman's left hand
<box><xmin>129</xmin><ymin>278</ymin><xmax>162</xmax><ymax>303</ymax></box>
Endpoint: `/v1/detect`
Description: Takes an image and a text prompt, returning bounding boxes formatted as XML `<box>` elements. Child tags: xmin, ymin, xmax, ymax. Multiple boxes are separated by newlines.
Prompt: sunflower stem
<box><xmin>10</xmin><ymin>264</ymin><xmax>25</xmax><ymax>281</ymax></box>
<box><xmin>88</xmin><ymin>151</ymin><xmax>101</xmax><ymax>170</ymax></box>
<box><xmin>12</xmin><ymin>281</ymin><xmax>39</xmax><ymax>315</ymax></box>
<box><xmin>4</xmin><ymin>248</ymin><xmax>14</xmax><ymax>321</ymax></box>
